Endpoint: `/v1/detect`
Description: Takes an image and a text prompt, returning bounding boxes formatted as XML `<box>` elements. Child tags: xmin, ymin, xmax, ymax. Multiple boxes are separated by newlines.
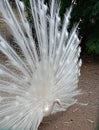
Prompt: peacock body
<box><xmin>0</xmin><ymin>0</ymin><xmax>82</xmax><ymax>130</ymax></box>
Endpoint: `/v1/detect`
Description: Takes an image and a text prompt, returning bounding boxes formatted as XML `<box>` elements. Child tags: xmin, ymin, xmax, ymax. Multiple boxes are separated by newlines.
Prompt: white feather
<box><xmin>0</xmin><ymin>0</ymin><xmax>82</xmax><ymax>130</ymax></box>
<box><xmin>18</xmin><ymin>0</ymin><xmax>25</xmax><ymax>12</ymax></box>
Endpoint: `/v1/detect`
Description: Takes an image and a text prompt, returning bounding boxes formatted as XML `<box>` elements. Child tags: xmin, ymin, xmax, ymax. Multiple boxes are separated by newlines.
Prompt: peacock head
<box><xmin>43</xmin><ymin>99</ymin><xmax>61</xmax><ymax>117</ymax></box>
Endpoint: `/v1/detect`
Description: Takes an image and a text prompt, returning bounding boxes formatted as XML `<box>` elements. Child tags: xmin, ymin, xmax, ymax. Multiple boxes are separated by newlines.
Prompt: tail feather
<box><xmin>0</xmin><ymin>0</ymin><xmax>82</xmax><ymax>129</ymax></box>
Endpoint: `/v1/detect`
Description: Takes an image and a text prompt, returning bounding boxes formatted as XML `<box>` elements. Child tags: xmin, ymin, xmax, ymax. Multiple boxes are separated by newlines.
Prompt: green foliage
<box><xmin>23</xmin><ymin>0</ymin><xmax>30</xmax><ymax>8</ymax></box>
<box><xmin>86</xmin><ymin>33</ymin><xmax>99</xmax><ymax>55</ymax></box>
<box><xmin>92</xmin><ymin>1</ymin><xmax>99</xmax><ymax>17</ymax></box>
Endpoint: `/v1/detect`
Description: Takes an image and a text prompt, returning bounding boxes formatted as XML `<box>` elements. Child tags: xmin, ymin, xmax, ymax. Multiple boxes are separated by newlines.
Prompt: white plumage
<box><xmin>0</xmin><ymin>0</ymin><xmax>82</xmax><ymax>130</ymax></box>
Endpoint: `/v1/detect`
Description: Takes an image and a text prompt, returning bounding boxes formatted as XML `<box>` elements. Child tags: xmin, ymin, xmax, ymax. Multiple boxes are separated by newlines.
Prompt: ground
<box><xmin>39</xmin><ymin>56</ymin><xmax>99</xmax><ymax>130</ymax></box>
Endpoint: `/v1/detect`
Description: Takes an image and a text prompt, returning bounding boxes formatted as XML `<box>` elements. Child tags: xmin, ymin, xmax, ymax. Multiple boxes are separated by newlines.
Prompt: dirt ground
<box><xmin>39</xmin><ymin>56</ymin><xmax>99</xmax><ymax>130</ymax></box>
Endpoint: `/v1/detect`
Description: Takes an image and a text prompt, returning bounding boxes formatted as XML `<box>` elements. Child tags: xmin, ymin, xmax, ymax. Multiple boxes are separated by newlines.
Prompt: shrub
<box><xmin>86</xmin><ymin>34</ymin><xmax>99</xmax><ymax>55</ymax></box>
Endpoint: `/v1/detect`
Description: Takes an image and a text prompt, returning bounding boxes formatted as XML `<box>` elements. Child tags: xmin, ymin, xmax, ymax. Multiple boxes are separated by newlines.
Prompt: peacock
<box><xmin>0</xmin><ymin>0</ymin><xmax>82</xmax><ymax>130</ymax></box>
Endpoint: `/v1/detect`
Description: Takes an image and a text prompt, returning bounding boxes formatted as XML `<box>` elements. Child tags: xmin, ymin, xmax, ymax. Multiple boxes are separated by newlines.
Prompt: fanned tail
<box><xmin>0</xmin><ymin>0</ymin><xmax>82</xmax><ymax>130</ymax></box>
